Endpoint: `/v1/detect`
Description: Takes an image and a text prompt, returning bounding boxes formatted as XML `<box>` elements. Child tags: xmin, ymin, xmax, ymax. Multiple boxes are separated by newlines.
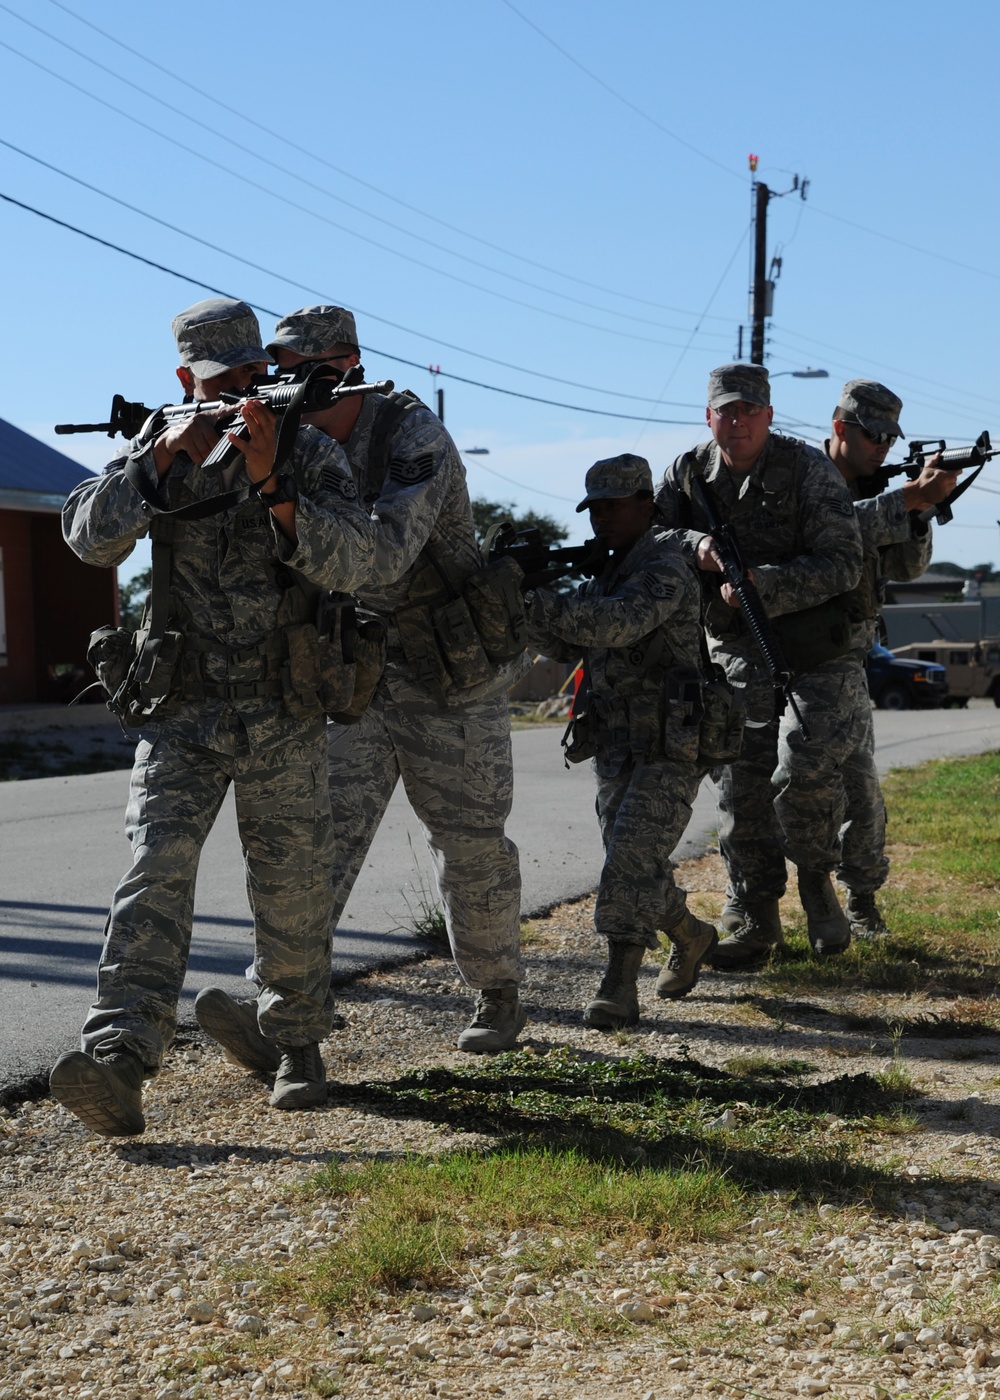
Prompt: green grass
<box><xmin>247</xmin><ymin>751</ymin><xmax>1000</xmax><ymax>1340</ymax></box>
<box><xmin>254</xmin><ymin>1044</ymin><xmax>922</xmax><ymax>1319</ymax></box>
<box><xmin>286</xmin><ymin>1143</ymin><xmax>744</xmax><ymax>1311</ymax></box>
<box><xmin>749</xmin><ymin>751</ymin><xmax>1000</xmax><ymax>1001</ymax></box>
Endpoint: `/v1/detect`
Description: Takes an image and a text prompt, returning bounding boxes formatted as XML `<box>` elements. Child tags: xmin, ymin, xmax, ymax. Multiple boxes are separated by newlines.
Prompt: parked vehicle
<box><xmin>865</xmin><ymin>643</ymin><xmax>947</xmax><ymax>710</ymax></box>
<box><xmin>890</xmin><ymin>639</ymin><xmax>1000</xmax><ymax>707</ymax></box>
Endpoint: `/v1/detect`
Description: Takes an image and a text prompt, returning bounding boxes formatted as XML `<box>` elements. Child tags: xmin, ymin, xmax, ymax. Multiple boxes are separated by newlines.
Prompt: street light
<box><xmin>770</xmin><ymin>368</ymin><xmax>829</xmax><ymax>379</ymax></box>
<box><xmin>462</xmin><ymin>447</ymin><xmax>490</xmax><ymax>455</ymax></box>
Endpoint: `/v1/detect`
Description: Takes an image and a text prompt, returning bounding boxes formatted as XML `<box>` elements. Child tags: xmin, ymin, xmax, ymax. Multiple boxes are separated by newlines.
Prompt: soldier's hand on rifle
<box><xmin>696</xmin><ymin>534</ymin><xmax>723</xmax><ymax>572</ymax></box>
<box><xmin>151</xmin><ymin>405</ymin><xmax>233</xmax><ymax>478</ymax></box>
<box><xmin>228</xmin><ymin>398</ymin><xmax>279</xmax><ymax>486</ymax></box>
<box><xmin>720</xmin><ymin>580</ymin><xmax>751</xmax><ymax>609</ymax></box>
<box><xmin>902</xmin><ymin>452</ymin><xmax>961</xmax><ymax>512</ymax></box>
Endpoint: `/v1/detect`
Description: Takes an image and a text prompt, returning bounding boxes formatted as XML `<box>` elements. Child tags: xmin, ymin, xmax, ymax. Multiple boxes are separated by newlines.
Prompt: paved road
<box><xmin>1</xmin><ymin>705</ymin><xmax>997</xmax><ymax>1094</ymax></box>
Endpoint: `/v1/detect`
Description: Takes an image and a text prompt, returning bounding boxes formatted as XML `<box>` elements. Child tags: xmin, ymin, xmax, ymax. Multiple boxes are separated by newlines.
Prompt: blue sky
<box><xmin>3</xmin><ymin>0</ymin><xmax>999</xmax><ymax>581</ymax></box>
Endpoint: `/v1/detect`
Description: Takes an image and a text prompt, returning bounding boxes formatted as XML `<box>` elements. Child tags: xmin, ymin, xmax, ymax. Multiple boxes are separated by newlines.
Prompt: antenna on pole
<box><xmin>745</xmin><ymin>155</ymin><xmax>809</xmax><ymax>367</ymax></box>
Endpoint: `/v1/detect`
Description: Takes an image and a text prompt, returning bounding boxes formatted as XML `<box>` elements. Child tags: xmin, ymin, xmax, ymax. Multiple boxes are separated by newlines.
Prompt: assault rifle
<box><xmin>486</xmin><ymin>523</ymin><xmax>609</xmax><ymax>589</ymax></box>
<box><xmin>689</xmin><ymin>475</ymin><xmax>810</xmax><ymax>741</ymax></box>
<box><xmin>56</xmin><ymin>364</ymin><xmax>394</xmax><ymax>473</ymax></box>
<box><xmin>855</xmin><ymin>430</ymin><xmax>996</xmax><ymax>525</ymax></box>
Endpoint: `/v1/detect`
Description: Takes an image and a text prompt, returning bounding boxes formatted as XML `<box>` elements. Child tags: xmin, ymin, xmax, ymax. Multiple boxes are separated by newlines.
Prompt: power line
<box><xmin>497</xmin><ymin>0</ymin><xmax>742</xmax><ymax>181</ymax></box>
<box><xmin>0</xmin><ymin>136</ymin><xmax>709</xmax><ymax>411</ymax></box>
<box><xmin>769</xmin><ymin>326</ymin><xmax>1000</xmax><ymax>425</ymax></box>
<box><xmin>0</xmin><ymin>29</ymin><xmax>732</xmax><ymax>353</ymax></box>
<box><xmin>0</xmin><ymin>188</ymin><xmax>707</xmax><ymax>426</ymax></box>
<box><xmin>39</xmin><ymin>0</ymin><xmax>732</xmax><ymax>324</ymax></box>
<box><xmin>464</xmin><ymin>459</ymin><xmax>577</xmax><ymax>505</ymax></box>
<box><xmin>634</xmin><ymin>224</ymin><xmax>750</xmax><ymax>450</ymax></box>
<box><xmin>808</xmin><ymin>202</ymin><xmax>1000</xmax><ymax>285</ymax></box>
<box><xmin>3</xmin><ymin>0</ymin><xmax>732</xmax><ymax>339</ymax></box>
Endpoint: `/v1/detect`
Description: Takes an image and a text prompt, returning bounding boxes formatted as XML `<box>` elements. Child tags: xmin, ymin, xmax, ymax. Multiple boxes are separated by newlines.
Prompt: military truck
<box><xmin>890</xmin><ymin>639</ymin><xmax>1000</xmax><ymax>707</ymax></box>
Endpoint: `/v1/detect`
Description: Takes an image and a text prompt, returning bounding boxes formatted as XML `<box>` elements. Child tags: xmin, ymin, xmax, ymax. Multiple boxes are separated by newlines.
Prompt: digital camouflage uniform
<box><xmin>61</xmin><ymin>422</ymin><xmax>374</xmax><ymax>1072</ymax></box>
<box><xmin>525</xmin><ymin>528</ymin><xmax>705</xmax><ymax>947</ymax></box>
<box><xmin>827</xmin><ymin>447</ymin><xmax>932</xmax><ymax>895</ymax></box>
<box><xmin>656</xmin><ymin>433</ymin><xmax>862</xmax><ymax>902</ymax></box>
<box><xmin>324</xmin><ymin>390</ymin><xmax>522</xmax><ymax>991</ymax></box>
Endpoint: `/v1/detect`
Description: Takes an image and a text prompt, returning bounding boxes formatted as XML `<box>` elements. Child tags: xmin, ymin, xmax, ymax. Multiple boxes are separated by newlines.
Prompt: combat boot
<box><xmin>655</xmin><ymin>911</ymin><xmax>719</xmax><ymax>999</ymax></box>
<box><xmin>194</xmin><ymin>987</ymin><xmax>281</xmax><ymax>1074</ymax></box>
<box><xmin>269</xmin><ymin>1043</ymin><xmax>327</xmax><ymax>1110</ymax></box>
<box><xmin>708</xmin><ymin>897</ymin><xmax>783</xmax><ymax>971</ymax></box>
<box><xmin>797</xmin><ymin>868</ymin><xmax>852</xmax><ymax>956</ymax></box>
<box><xmin>719</xmin><ymin>897</ymin><xmax>747</xmax><ymax>933</ymax></box>
<box><xmin>584</xmin><ymin>942</ymin><xmax>644</xmax><ymax>1029</ymax></box>
<box><xmin>457</xmin><ymin>987</ymin><xmax>528</xmax><ymax>1054</ymax></box>
<box><xmin>49</xmin><ymin>1047</ymin><xmax>145</xmax><ymax>1137</ymax></box>
<box><xmin>845</xmin><ymin>889</ymin><xmax>890</xmax><ymax>940</ymax></box>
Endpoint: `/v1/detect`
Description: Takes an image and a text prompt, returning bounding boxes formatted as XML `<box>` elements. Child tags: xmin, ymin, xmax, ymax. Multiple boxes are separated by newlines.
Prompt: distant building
<box><xmin>0</xmin><ymin>416</ymin><xmax>116</xmax><ymax>704</ymax></box>
<box><xmin>884</xmin><ymin>570</ymin><xmax>968</xmax><ymax>605</ymax></box>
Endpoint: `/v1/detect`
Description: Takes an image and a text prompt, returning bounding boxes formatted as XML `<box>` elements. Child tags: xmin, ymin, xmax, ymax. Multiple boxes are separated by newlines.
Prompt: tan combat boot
<box><xmin>655</xmin><ymin>911</ymin><xmax>719</xmax><ymax>999</ymax></box>
<box><xmin>844</xmin><ymin>889</ymin><xmax>890</xmax><ymax>940</ymax></box>
<box><xmin>269</xmin><ymin>1043</ymin><xmax>327</xmax><ymax>1110</ymax></box>
<box><xmin>195</xmin><ymin>987</ymin><xmax>281</xmax><ymax>1074</ymax></box>
<box><xmin>49</xmin><ymin>1047</ymin><xmax>145</xmax><ymax>1137</ymax></box>
<box><xmin>457</xmin><ymin>987</ymin><xmax>528</xmax><ymax>1054</ymax></box>
<box><xmin>719</xmin><ymin>897</ymin><xmax>747</xmax><ymax>933</ymax></box>
<box><xmin>797</xmin><ymin>869</ymin><xmax>852</xmax><ymax>956</ymax></box>
<box><xmin>584</xmin><ymin>942</ymin><xmax>645</xmax><ymax>1029</ymax></box>
<box><xmin>708</xmin><ymin>896</ymin><xmax>784</xmax><ymax>970</ymax></box>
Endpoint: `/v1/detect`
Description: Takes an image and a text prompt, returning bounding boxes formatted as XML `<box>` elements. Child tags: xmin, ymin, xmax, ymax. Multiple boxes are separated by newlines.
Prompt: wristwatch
<box><xmin>258</xmin><ymin>473</ymin><xmax>297</xmax><ymax>507</ymax></box>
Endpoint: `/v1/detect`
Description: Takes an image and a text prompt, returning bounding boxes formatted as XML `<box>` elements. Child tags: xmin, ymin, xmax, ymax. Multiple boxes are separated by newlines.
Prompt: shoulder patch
<box><xmin>643</xmin><ymin>572</ymin><xmax>678</xmax><ymax>600</ymax></box>
<box><xmin>388</xmin><ymin>451</ymin><xmax>435</xmax><ymax>487</ymax></box>
<box><xmin>322</xmin><ymin>466</ymin><xmax>359</xmax><ymax>499</ymax></box>
<box><xmin>826</xmin><ymin>497</ymin><xmax>855</xmax><ymax>517</ymax></box>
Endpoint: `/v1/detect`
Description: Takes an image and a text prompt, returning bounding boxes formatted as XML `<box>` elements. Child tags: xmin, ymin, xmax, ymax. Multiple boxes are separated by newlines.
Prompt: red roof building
<box><xmin>0</xmin><ymin>417</ymin><xmax>117</xmax><ymax>705</ymax></box>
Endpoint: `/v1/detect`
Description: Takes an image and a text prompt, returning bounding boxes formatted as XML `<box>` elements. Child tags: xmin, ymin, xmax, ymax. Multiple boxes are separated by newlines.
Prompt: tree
<box><xmin>118</xmin><ymin>567</ymin><xmax>151</xmax><ymax>632</ymax></box>
<box><xmin>470</xmin><ymin>498</ymin><xmax>569</xmax><ymax>548</ymax></box>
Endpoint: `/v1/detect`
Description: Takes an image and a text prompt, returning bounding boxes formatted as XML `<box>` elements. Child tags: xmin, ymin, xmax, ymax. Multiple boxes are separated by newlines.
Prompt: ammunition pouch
<box><xmin>771</xmin><ymin>593</ymin><xmax>855</xmax><ymax>672</ymax></box>
<box><xmin>696</xmin><ymin>668</ymin><xmax>745</xmax><ymax>768</ymax></box>
<box><xmin>396</xmin><ymin>552</ymin><xmax>528</xmax><ymax>701</ymax></box>
<box><xmin>561</xmin><ymin>709</ymin><xmax>599</xmax><ymax>765</ymax></box>
<box><xmin>87</xmin><ymin>623</ymin><xmax>185</xmax><ymax>726</ymax></box>
<box><xmin>87</xmin><ymin>625</ymin><xmax>135</xmax><ymax>705</ymax></box>
<box><xmin>328</xmin><ymin>613</ymin><xmax>388</xmax><ymax>725</ymax></box>
<box><xmin>463</xmin><ymin>556</ymin><xmax>528</xmax><ymax>665</ymax></box>
<box><xmin>284</xmin><ymin>597</ymin><xmax>388</xmax><ymax>724</ymax></box>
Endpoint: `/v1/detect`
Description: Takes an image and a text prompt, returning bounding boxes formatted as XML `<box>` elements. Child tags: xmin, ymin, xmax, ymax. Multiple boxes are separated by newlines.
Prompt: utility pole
<box><xmin>746</xmin><ymin>155</ymin><xmax>809</xmax><ymax>367</ymax></box>
<box><xmin>750</xmin><ymin>179</ymin><xmax>771</xmax><ymax>366</ymax></box>
<box><xmin>428</xmin><ymin>365</ymin><xmax>444</xmax><ymax>423</ymax></box>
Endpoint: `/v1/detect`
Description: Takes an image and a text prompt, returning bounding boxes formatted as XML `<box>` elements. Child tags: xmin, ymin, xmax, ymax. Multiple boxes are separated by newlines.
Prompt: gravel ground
<box><xmin>4</xmin><ymin>857</ymin><xmax>1000</xmax><ymax>1400</ymax></box>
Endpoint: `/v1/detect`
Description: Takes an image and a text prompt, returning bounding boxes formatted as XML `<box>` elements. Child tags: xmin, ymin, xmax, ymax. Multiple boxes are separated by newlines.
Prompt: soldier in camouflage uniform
<box><xmin>656</xmin><ymin>363</ymin><xmax>863</xmax><ymax>967</ymax></box>
<box><xmin>49</xmin><ymin>298</ymin><xmax>375</xmax><ymax>1137</ymax></box>
<box><xmin>825</xmin><ymin>380</ymin><xmax>957</xmax><ymax>938</ymax></box>
<box><xmin>202</xmin><ymin>305</ymin><xmax>526</xmax><ymax>1054</ymax></box>
<box><xmin>525</xmin><ymin>455</ymin><xmax>718</xmax><ymax>1027</ymax></box>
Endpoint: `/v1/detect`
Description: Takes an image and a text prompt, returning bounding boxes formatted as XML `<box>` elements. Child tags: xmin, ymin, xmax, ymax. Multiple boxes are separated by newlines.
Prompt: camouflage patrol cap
<box><xmin>170</xmin><ymin>297</ymin><xmax>271</xmax><ymax>378</ymax></box>
<box><xmin>266</xmin><ymin>305</ymin><xmax>360</xmax><ymax>358</ymax></box>
<box><xmin>707</xmin><ymin>362</ymin><xmax>771</xmax><ymax>409</ymax></box>
<box><xmin>575</xmin><ymin>453</ymin><xmax>653</xmax><ymax>512</ymax></box>
<box><xmin>835</xmin><ymin>379</ymin><xmax>906</xmax><ymax>439</ymax></box>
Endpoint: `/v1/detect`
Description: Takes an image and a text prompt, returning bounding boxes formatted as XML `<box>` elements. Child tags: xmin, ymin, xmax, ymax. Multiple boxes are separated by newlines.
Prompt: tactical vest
<box><xmin>360</xmin><ymin>392</ymin><xmax>527</xmax><ymax>703</ymax></box>
<box><xmin>678</xmin><ymin>437</ymin><xmax>856</xmax><ymax>671</ymax></box>
<box><xmin>86</xmin><ymin>456</ymin><xmax>383</xmax><ymax>729</ymax></box>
